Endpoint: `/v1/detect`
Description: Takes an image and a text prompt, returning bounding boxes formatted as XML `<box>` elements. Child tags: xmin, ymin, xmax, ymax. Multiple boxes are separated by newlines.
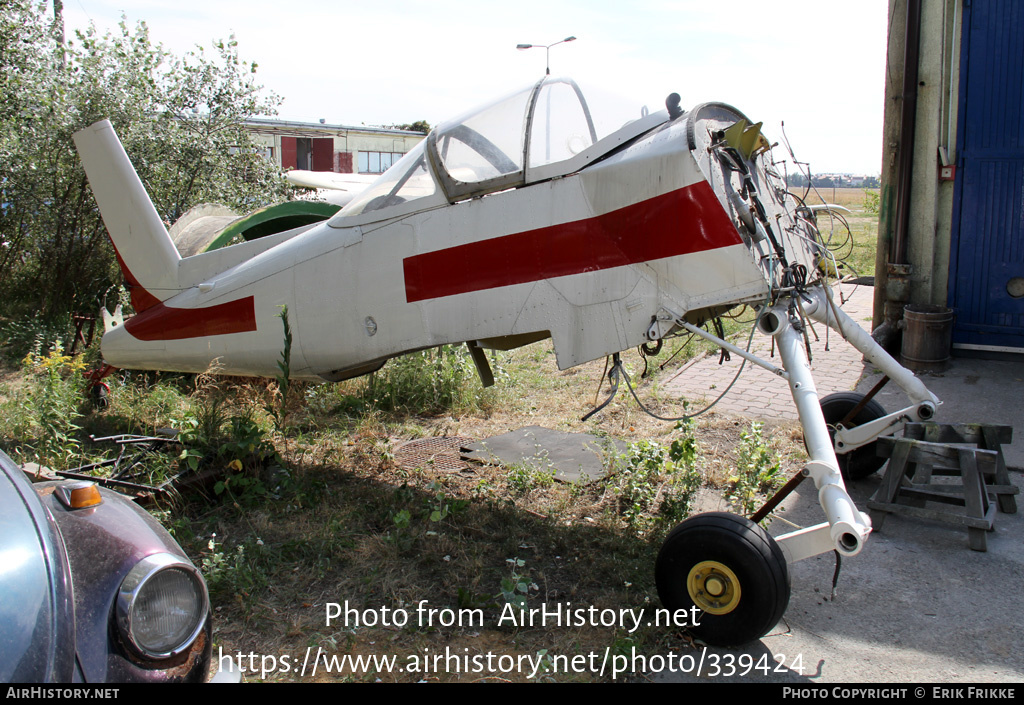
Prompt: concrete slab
<box><xmin>651</xmin><ymin>471</ymin><xmax>1024</xmax><ymax>683</ymax></box>
<box><xmin>461</xmin><ymin>426</ymin><xmax>623</xmax><ymax>483</ymax></box>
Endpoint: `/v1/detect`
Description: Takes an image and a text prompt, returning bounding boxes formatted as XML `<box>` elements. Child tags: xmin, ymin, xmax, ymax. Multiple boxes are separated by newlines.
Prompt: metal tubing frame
<box><xmin>770</xmin><ymin>283</ymin><xmax>939</xmax><ymax>561</ymax></box>
<box><xmin>657</xmin><ymin>282</ymin><xmax>941</xmax><ymax>563</ymax></box>
<box><xmin>676</xmin><ymin>321</ymin><xmax>789</xmax><ymax>380</ymax></box>
<box><xmin>799</xmin><ymin>286</ymin><xmax>939</xmax><ymax>452</ymax></box>
<box><xmin>762</xmin><ymin>304</ymin><xmax>873</xmax><ymax>559</ymax></box>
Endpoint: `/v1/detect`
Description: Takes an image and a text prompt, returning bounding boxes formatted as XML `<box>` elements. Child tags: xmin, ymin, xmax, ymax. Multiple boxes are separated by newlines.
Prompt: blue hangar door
<box><xmin>950</xmin><ymin>0</ymin><xmax>1024</xmax><ymax>352</ymax></box>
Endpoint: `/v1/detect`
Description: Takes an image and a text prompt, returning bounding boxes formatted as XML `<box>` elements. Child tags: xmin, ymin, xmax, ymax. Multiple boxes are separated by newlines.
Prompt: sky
<box><xmin>61</xmin><ymin>0</ymin><xmax>891</xmax><ymax>175</ymax></box>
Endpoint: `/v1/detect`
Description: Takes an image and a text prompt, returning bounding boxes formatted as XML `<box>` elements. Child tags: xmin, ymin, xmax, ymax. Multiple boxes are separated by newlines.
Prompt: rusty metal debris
<box><xmin>56</xmin><ymin>430</ymin><xmax>231</xmax><ymax>503</ymax></box>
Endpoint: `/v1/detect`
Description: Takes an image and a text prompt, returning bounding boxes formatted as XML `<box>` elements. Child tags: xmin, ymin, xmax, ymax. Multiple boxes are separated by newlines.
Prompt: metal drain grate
<box><xmin>393</xmin><ymin>436</ymin><xmax>474</xmax><ymax>472</ymax></box>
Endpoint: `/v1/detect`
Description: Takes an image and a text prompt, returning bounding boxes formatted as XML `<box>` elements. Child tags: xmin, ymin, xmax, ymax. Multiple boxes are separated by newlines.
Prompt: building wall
<box><xmin>878</xmin><ymin>0</ymin><xmax>1024</xmax><ymax>353</ymax></box>
<box><xmin>875</xmin><ymin>0</ymin><xmax>962</xmax><ymax>329</ymax></box>
<box><xmin>244</xmin><ymin>122</ymin><xmax>425</xmax><ymax>174</ymax></box>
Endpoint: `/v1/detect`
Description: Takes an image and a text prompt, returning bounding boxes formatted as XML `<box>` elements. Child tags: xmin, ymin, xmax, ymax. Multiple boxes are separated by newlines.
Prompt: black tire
<box><xmin>91</xmin><ymin>384</ymin><xmax>109</xmax><ymax>410</ymax></box>
<box><xmin>655</xmin><ymin>512</ymin><xmax>789</xmax><ymax>646</ymax></box>
<box><xmin>817</xmin><ymin>392</ymin><xmax>887</xmax><ymax>481</ymax></box>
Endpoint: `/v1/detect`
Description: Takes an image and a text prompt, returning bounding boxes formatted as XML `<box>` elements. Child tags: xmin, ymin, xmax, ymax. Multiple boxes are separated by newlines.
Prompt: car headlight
<box><xmin>116</xmin><ymin>553</ymin><xmax>209</xmax><ymax>659</ymax></box>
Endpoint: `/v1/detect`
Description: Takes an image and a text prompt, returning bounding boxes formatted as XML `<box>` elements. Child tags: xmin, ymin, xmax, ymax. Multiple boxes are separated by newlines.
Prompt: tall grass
<box><xmin>361</xmin><ymin>345</ymin><xmax>502</xmax><ymax>415</ymax></box>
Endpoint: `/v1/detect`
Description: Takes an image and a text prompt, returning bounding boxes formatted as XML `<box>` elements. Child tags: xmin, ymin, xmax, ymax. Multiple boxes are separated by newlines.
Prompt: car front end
<box><xmin>0</xmin><ymin>452</ymin><xmax>236</xmax><ymax>683</ymax></box>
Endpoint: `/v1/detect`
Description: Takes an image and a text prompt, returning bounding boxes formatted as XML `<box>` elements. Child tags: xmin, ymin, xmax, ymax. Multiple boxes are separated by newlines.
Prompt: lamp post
<box><xmin>516</xmin><ymin>36</ymin><xmax>576</xmax><ymax>75</ymax></box>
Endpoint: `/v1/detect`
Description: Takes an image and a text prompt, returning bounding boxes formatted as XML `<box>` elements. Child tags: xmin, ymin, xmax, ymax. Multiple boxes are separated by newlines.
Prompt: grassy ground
<box><xmin>0</xmin><ymin>188</ymin><xmax>880</xmax><ymax>682</ymax></box>
<box><xmin>0</xmin><ymin>341</ymin><xmax>802</xmax><ymax>682</ymax></box>
<box><xmin>793</xmin><ymin>186</ymin><xmax>879</xmax><ymax>281</ymax></box>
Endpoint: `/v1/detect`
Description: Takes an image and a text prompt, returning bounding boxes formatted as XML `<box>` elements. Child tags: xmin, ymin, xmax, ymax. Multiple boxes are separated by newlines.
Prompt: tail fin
<box><xmin>74</xmin><ymin>120</ymin><xmax>181</xmax><ymax>312</ymax></box>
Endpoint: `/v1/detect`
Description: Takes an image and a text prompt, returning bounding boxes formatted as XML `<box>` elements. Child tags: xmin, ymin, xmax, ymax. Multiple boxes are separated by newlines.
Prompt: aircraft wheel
<box><xmin>817</xmin><ymin>392</ymin><xmax>887</xmax><ymax>481</ymax></box>
<box><xmin>91</xmin><ymin>383</ymin><xmax>109</xmax><ymax>410</ymax></box>
<box><xmin>655</xmin><ymin>512</ymin><xmax>789</xmax><ymax>646</ymax></box>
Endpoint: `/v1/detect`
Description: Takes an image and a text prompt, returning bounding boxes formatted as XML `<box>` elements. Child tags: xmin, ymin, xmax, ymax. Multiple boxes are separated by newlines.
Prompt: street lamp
<box><xmin>516</xmin><ymin>36</ymin><xmax>576</xmax><ymax>75</ymax></box>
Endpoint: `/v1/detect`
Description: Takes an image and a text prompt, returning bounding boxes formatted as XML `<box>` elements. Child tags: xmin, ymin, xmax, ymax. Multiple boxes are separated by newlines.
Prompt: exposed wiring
<box><xmin>622</xmin><ymin>320</ymin><xmax>758</xmax><ymax>422</ymax></box>
<box><xmin>584</xmin><ymin>319</ymin><xmax>760</xmax><ymax>423</ymax></box>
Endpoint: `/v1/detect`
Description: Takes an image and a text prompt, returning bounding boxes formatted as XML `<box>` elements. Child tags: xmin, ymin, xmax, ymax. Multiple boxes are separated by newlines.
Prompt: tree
<box><xmin>0</xmin><ymin>1</ymin><xmax>289</xmax><ymax>322</ymax></box>
<box><xmin>389</xmin><ymin>120</ymin><xmax>431</xmax><ymax>134</ymax></box>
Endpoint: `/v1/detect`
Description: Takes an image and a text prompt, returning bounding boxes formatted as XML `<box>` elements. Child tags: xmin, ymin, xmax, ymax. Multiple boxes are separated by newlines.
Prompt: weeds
<box><xmin>507</xmin><ymin>460</ymin><xmax>557</xmax><ymax>495</ymax></box>
<box><xmin>863</xmin><ymin>190</ymin><xmax>880</xmax><ymax>215</ymax></box>
<box><xmin>0</xmin><ymin>314</ymin><xmax>73</xmax><ymax>363</ymax></box>
<box><xmin>724</xmin><ymin>421</ymin><xmax>784</xmax><ymax>518</ymax></box>
<box><xmin>199</xmin><ymin>533</ymin><xmax>268</xmax><ymax>604</ymax></box>
<box><xmin>605</xmin><ymin>420</ymin><xmax>703</xmax><ymax>536</ymax></box>
<box><xmin>266</xmin><ymin>306</ymin><xmax>293</xmax><ymax>433</ymax></box>
<box><xmin>105</xmin><ymin>374</ymin><xmax>190</xmax><ymax>434</ymax></box>
<box><xmin>361</xmin><ymin>345</ymin><xmax>499</xmax><ymax>415</ymax></box>
<box><xmin>173</xmin><ymin>391</ymin><xmax>281</xmax><ymax>505</ymax></box>
<box><xmin>497</xmin><ymin>557</ymin><xmax>535</xmax><ymax>611</ymax></box>
<box><xmin>8</xmin><ymin>344</ymin><xmax>87</xmax><ymax>469</ymax></box>
<box><xmin>425</xmin><ymin>480</ymin><xmax>468</xmax><ymax>523</ymax></box>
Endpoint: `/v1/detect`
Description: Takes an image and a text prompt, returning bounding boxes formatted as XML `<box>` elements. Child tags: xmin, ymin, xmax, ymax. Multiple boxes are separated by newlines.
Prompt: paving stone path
<box><xmin>660</xmin><ymin>283</ymin><xmax>874</xmax><ymax>421</ymax></box>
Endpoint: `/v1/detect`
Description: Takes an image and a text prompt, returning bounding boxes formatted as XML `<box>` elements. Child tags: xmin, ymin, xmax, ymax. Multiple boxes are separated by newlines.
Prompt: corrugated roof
<box><xmin>242</xmin><ymin>117</ymin><xmax>423</xmax><ymax>138</ymax></box>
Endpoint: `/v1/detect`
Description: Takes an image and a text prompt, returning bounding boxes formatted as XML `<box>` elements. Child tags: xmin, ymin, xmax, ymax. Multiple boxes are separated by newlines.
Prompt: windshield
<box><xmin>434</xmin><ymin>85</ymin><xmax>533</xmax><ymax>185</ymax></box>
<box><xmin>430</xmin><ymin>77</ymin><xmax>652</xmax><ymax>202</ymax></box>
<box><xmin>339</xmin><ymin>141</ymin><xmax>437</xmax><ymax>217</ymax></box>
<box><xmin>342</xmin><ymin>78</ymin><xmax>656</xmax><ymax>214</ymax></box>
<box><xmin>528</xmin><ymin>78</ymin><xmax>597</xmax><ymax>168</ymax></box>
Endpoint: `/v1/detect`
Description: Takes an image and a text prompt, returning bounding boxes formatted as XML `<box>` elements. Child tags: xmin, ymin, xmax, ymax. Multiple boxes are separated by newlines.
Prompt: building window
<box><xmin>358</xmin><ymin>151</ymin><xmax>404</xmax><ymax>174</ymax></box>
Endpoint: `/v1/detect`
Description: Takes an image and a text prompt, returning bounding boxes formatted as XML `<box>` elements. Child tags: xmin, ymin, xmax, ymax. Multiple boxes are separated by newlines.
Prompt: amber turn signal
<box><xmin>55</xmin><ymin>481</ymin><xmax>103</xmax><ymax>509</ymax></box>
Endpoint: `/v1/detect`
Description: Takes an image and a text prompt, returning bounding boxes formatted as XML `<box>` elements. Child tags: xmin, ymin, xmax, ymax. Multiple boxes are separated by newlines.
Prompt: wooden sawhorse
<box><xmin>868</xmin><ymin>423</ymin><xmax>1018</xmax><ymax>551</ymax></box>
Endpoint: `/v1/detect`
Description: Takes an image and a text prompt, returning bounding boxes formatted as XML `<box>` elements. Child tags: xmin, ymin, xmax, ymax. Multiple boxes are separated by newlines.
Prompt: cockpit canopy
<box><xmin>339</xmin><ymin>77</ymin><xmax>666</xmax><ymax>220</ymax></box>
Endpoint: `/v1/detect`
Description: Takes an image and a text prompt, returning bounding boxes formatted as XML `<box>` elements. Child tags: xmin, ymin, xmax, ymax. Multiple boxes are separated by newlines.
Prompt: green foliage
<box><xmin>2</xmin><ymin>344</ymin><xmax>87</xmax><ymax>469</ymax></box>
<box><xmin>612</xmin><ymin>440</ymin><xmax>667</xmax><ymax>531</ymax></box>
<box><xmin>660</xmin><ymin>420</ymin><xmax>703</xmax><ymax>526</ymax></box>
<box><xmin>724</xmin><ymin>421</ymin><xmax>784</xmax><ymax>518</ymax></box>
<box><xmin>506</xmin><ymin>458</ymin><xmax>556</xmax><ymax>495</ymax></box>
<box><xmin>424</xmin><ymin>480</ymin><xmax>468</xmax><ymax>522</ymax></box>
<box><xmin>104</xmin><ymin>375</ymin><xmax>190</xmax><ymax>434</ymax></box>
<box><xmin>199</xmin><ymin>533</ymin><xmax>267</xmax><ymax>602</ymax></box>
<box><xmin>363</xmin><ymin>345</ymin><xmax>494</xmax><ymax>415</ymax></box>
<box><xmin>605</xmin><ymin>420</ymin><xmax>703</xmax><ymax>535</ymax></box>
<box><xmin>388</xmin><ymin>120</ymin><xmax>431</xmax><ymax>134</ymax></box>
<box><xmin>265</xmin><ymin>306</ymin><xmax>293</xmax><ymax>433</ymax></box>
<box><xmin>0</xmin><ymin>2</ymin><xmax>288</xmax><ymax>320</ymax></box>
<box><xmin>391</xmin><ymin>508</ymin><xmax>411</xmax><ymax>530</ymax></box>
<box><xmin>863</xmin><ymin>190</ymin><xmax>880</xmax><ymax>215</ymax></box>
<box><xmin>0</xmin><ymin>315</ymin><xmax>75</xmax><ymax>363</ymax></box>
<box><xmin>174</xmin><ymin>395</ymin><xmax>280</xmax><ymax>503</ymax></box>
<box><xmin>497</xmin><ymin>557</ymin><xmax>534</xmax><ymax>611</ymax></box>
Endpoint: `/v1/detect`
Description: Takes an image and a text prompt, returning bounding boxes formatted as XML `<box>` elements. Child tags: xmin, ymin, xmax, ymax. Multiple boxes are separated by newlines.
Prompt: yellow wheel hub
<box><xmin>687</xmin><ymin>561</ymin><xmax>741</xmax><ymax>615</ymax></box>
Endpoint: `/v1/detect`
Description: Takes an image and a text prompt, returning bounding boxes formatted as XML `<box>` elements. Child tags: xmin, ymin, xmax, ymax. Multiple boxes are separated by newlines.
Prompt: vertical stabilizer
<box><xmin>74</xmin><ymin>120</ymin><xmax>181</xmax><ymax>311</ymax></box>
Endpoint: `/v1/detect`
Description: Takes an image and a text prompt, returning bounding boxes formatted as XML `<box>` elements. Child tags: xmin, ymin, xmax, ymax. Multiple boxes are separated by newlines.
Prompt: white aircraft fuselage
<box><xmin>75</xmin><ymin>77</ymin><xmax>942</xmax><ymax>647</ymax></box>
<box><xmin>78</xmin><ymin>86</ymin><xmax>803</xmax><ymax>383</ymax></box>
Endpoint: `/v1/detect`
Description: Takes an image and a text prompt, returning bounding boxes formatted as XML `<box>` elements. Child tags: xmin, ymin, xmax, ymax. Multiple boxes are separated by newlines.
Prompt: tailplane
<box><xmin>74</xmin><ymin>120</ymin><xmax>180</xmax><ymax>312</ymax></box>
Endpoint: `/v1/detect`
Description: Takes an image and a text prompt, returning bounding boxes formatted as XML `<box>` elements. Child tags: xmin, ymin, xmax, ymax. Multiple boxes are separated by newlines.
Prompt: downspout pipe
<box><xmin>893</xmin><ymin>0</ymin><xmax>922</xmax><ymax>267</ymax></box>
<box><xmin>876</xmin><ymin>0</ymin><xmax>923</xmax><ymax>351</ymax></box>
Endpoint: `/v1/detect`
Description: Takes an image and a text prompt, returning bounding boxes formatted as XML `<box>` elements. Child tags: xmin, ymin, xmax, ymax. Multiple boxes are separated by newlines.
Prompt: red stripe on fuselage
<box><xmin>403</xmin><ymin>181</ymin><xmax>741</xmax><ymax>303</ymax></box>
<box><xmin>125</xmin><ymin>296</ymin><xmax>257</xmax><ymax>341</ymax></box>
<box><xmin>103</xmin><ymin>222</ymin><xmax>257</xmax><ymax>341</ymax></box>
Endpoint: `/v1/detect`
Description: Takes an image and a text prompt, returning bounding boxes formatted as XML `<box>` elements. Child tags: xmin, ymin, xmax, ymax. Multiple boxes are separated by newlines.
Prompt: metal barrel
<box><xmin>901</xmin><ymin>304</ymin><xmax>954</xmax><ymax>371</ymax></box>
